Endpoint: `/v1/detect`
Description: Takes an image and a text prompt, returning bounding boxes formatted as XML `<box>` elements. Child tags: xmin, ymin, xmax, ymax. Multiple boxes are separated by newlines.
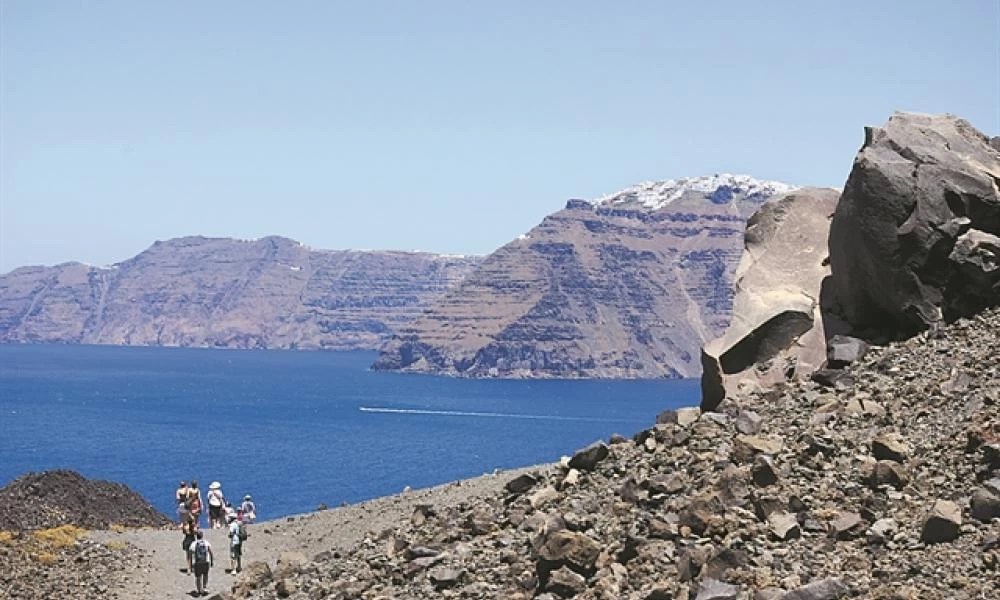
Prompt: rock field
<box><xmin>228</xmin><ymin>308</ymin><xmax>999</xmax><ymax>599</ymax></box>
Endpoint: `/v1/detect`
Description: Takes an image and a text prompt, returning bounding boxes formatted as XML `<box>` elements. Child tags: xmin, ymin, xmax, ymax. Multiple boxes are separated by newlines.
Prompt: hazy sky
<box><xmin>2</xmin><ymin>1</ymin><xmax>998</xmax><ymax>271</ymax></box>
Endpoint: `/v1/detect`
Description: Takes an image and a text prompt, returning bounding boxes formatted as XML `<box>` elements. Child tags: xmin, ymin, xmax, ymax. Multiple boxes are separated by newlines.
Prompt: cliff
<box><xmin>0</xmin><ymin>236</ymin><xmax>479</xmax><ymax>350</ymax></box>
<box><xmin>373</xmin><ymin>175</ymin><xmax>797</xmax><ymax>379</ymax></box>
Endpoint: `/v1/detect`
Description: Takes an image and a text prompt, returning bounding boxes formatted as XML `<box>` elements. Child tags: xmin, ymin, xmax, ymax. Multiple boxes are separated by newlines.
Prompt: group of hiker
<box><xmin>176</xmin><ymin>479</ymin><xmax>257</xmax><ymax>596</ymax></box>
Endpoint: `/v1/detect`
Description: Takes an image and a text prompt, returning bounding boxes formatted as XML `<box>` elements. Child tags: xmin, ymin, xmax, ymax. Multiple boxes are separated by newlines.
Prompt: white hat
<box><xmin>209</xmin><ymin>481</ymin><xmax>221</xmax><ymax>490</ymax></box>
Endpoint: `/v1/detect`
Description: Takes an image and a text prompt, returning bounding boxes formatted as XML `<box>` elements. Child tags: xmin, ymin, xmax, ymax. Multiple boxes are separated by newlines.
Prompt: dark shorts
<box><xmin>230</xmin><ymin>542</ymin><xmax>242</xmax><ymax>558</ymax></box>
<box><xmin>193</xmin><ymin>562</ymin><xmax>209</xmax><ymax>576</ymax></box>
<box><xmin>209</xmin><ymin>505</ymin><xmax>222</xmax><ymax>520</ymax></box>
<box><xmin>182</xmin><ymin>535</ymin><xmax>195</xmax><ymax>552</ymax></box>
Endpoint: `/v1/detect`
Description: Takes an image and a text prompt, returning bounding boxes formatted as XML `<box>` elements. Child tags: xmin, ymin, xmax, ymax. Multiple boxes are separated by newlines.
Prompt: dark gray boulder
<box><xmin>568</xmin><ymin>441</ymin><xmax>609</xmax><ymax>471</ymax></box>
<box><xmin>970</xmin><ymin>488</ymin><xmax>1000</xmax><ymax>522</ymax></box>
<box><xmin>828</xmin><ymin>112</ymin><xmax>1000</xmax><ymax>335</ymax></box>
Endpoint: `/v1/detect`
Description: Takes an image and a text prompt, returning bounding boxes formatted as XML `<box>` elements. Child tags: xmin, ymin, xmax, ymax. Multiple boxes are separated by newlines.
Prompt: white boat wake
<box><xmin>358</xmin><ymin>406</ymin><xmax>631</xmax><ymax>423</ymax></box>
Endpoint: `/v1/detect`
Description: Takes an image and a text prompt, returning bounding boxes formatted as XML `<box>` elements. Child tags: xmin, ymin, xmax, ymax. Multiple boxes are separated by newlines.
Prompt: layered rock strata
<box><xmin>374</xmin><ymin>175</ymin><xmax>797</xmax><ymax>378</ymax></box>
<box><xmin>0</xmin><ymin>236</ymin><xmax>478</xmax><ymax>350</ymax></box>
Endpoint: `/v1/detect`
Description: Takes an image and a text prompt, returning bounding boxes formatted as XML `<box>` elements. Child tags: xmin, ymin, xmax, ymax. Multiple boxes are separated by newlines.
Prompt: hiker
<box><xmin>227</xmin><ymin>512</ymin><xmax>248</xmax><ymax>573</ymax></box>
<box><xmin>188</xmin><ymin>480</ymin><xmax>204</xmax><ymax>526</ymax></box>
<box><xmin>239</xmin><ymin>494</ymin><xmax>256</xmax><ymax>522</ymax></box>
<box><xmin>188</xmin><ymin>530</ymin><xmax>214</xmax><ymax>596</ymax></box>
<box><xmin>224</xmin><ymin>501</ymin><xmax>237</xmax><ymax>524</ymax></box>
<box><xmin>176</xmin><ymin>481</ymin><xmax>189</xmax><ymax>523</ymax></box>
<box><xmin>180</xmin><ymin>514</ymin><xmax>198</xmax><ymax>574</ymax></box>
<box><xmin>207</xmin><ymin>481</ymin><xmax>225</xmax><ymax>529</ymax></box>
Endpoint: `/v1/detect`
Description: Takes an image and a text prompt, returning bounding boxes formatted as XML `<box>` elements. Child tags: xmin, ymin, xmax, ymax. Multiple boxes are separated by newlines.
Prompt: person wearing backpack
<box><xmin>188</xmin><ymin>530</ymin><xmax>214</xmax><ymax>596</ymax></box>
<box><xmin>226</xmin><ymin>513</ymin><xmax>247</xmax><ymax>573</ymax></box>
<box><xmin>239</xmin><ymin>494</ymin><xmax>256</xmax><ymax>522</ymax></box>
<box><xmin>207</xmin><ymin>481</ymin><xmax>225</xmax><ymax>529</ymax></box>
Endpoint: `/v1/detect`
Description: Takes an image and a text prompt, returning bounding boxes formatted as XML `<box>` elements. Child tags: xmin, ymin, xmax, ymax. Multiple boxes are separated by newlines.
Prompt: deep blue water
<box><xmin>0</xmin><ymin>344</ymin><xmax>698</xmax><ymax>521</ymax></box>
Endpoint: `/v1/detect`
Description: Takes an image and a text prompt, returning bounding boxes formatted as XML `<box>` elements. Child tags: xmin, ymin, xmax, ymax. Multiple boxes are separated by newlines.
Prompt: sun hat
<box><xmin>209</xmin><ymin>481</ymin><xmax>221</xmax><ymax>490</ymax></box>
<box><xmin>244</xmin><ymin>495</ymin><xmax>252</xmax><ymax>500</ymax></box>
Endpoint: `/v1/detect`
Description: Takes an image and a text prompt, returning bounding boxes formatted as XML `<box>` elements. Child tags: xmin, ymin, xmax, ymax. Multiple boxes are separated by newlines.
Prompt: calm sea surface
<box><xmin>0</xmin><ymin>344</ymin><xmax>699</xmax><ymax>520</ymax></box>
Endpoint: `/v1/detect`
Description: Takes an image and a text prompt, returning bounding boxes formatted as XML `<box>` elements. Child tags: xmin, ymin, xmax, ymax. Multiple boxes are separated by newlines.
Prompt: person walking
<box><xmin>175</xmin><ymin>481</ymin><xmax>189</xmax><ymax>523</ymax></box>
<box><xmin>180</xmin><ymin>515</ymin><xmax>198</xmax><ymax>574</ymax></box>
<box><xmin>207</xmin><ymin>481</ymin><xmax>225</xmax><ymax>529</ymax></box>
<box><xmin>239</xmin><ymin>494</ymin><xmax>256</xmax><ymax>522</ymax></box>
<box><xmin>226</xmin><ymin>513</ymin><xmax>246</xmax><ymax>573</ymax></box>
<box><xmin>189</xmin><ymin>530</ymin><xmax>214</xmax><ymax>596</ymax></box>
<box><xmin>188</xmin><ymin>480</ymin><xmax>204</xmax><ymax>527</ymax></box>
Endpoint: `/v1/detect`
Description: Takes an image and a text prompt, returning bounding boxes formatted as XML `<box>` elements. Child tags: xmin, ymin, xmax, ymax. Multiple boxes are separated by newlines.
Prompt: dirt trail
<box><xmin>93</xmin><ymin>466</ymin><xmax>542</xmax><ymax>599</ymax></box>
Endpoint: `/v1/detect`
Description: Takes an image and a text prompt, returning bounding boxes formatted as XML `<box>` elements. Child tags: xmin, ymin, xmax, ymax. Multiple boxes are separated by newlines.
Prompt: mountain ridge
<box><xmin>0</xmin><ymin>235</ymin><xmax>480</xmax><ymax>351</ymax></box>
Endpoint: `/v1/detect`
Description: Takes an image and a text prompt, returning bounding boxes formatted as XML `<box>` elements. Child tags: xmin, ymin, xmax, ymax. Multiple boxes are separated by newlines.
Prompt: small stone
<box><xmin>831</xmin><ymin>512</ymin><xmax>865</xmax><ymax>540</ymax></box>
<box><xmin>677</xmin><ymin>407</ymin><xmax>701</xmax><ymax>427</ymax></box>
<box><xmin>568</xmin><ymin>441</ymin><xmax>610</xmax><ymax>471</ymax></box>
<box><xmin>506</xmin><ymin>474</ymin><xmax>539</xmax><ymax>494</ymax></box>
<box><xmin>872</xmin><ymin>433</ymin><xmax>909</xmax><ymax>463</ymax></box>
<box><xmin>561</xmin><ymin>469</ymin><xmax>581</xmax><ymax>490</ymax></box>
<box><xmin>537</xmin><ymin>531</ymin><xmax>602</xmax><ymax>571</ymax></box>
<box><xmin>695</xmin><ymin>577</ymin><xmax>740</xmax><ymax>600</ymax></box>
<box><xmin>529</xmin><ymin>486</ymin><xmax>561</xmax><ymax>509</ymax></box>
<box><xmin>752</xmin><ymin>455</ymin><xmax>779</xmax><ymax>487</ymax></box>
<box><xmin>867</xmin><ymin>460</ymin><xmax>909</xmax><ymax>490</ymax></box>
<box><xmin>429</xmin><ymin>567</ymin><xmax>464</xmax><ymax>590</ymax></box>
<box><xmin>648</xmin><ymin>473</ymin><xmax>686</xmax><ymax>495</ymax></box>
<box><xmin>970</xmin><ymin>488</ymin><xmax>1000</xmax><ymax>522</ymax></box>
<box><xmin>546</xmin><ymin>565</ymin><xmax>587</xmax><ymax>597</ymax></box>
<box><xmin>866</xmin><ymin>518</ymin><xmax>898</xmax><ymax>545</ymax></box>
<box><xmin>810</xmin><ymin>369</ymin><xmax>855</xmax><ymax>390</ymax></box>
<box><xmin>275</xmin><ymin>578</ymin><xmax>297</xmax><ymax>598</ymax></box>
<box><xmin>921</xmin><ymin>500</ymin><xmax>962</xmax><ymax>543</ymax></box>
<box><xmin>768</xmin><ymin>511</ymin><xmax>801</xmax><ymax>541</ymax></box>
<box><xmin>735</xmin><ymin>410</ymin><xmax>764</xmax><ymax>435</ymax></box>
<box><xmin>780</xmin><ymin>577</ymin><xmax>850</xmax><ymax>599</ymax></box>
<box><xmin>827</xmin><ymin>335</ymin><xmax>869</xmax><ymax>368</ymax></box>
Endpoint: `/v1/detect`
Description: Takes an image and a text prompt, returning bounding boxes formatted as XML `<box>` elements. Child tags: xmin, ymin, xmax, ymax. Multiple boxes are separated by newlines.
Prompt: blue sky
<box><xmin>2</xmin><ymin>1</ymin><xmax>998</xmax><ymax>271</ymax></box>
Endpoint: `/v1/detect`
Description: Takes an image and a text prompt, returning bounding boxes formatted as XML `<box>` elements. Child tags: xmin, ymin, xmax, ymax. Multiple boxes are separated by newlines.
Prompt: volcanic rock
<box><xmin>695</xmin><ymin>578</ymin><xmax>741</xmax><ymax>600</ymax></box>
<box><xmin>871</xmin><ymin>433</ymin><xmax>910</xmax><ymax>463</ymax></box>
<box><xmin>546</xmin><ymin>565</ymin><xmax>587</xmax><ymax>597</ymax></box>
<box><xmin>701</xmin><ymin>187</ymin><xmax>843</xmax><ymax>410</ymax></box>
<box><xmin>921</xmin><ymin>500</ymin><xmax>963</xmax><ymax>543</ymax></box>
<box><xmin>828</xmin><ymin>112</ymin><xmax>1000</xmax><ymax>335</ymax></box>
<box><xmin>780</xmin><ymin>578</ymin><xmax>850</xmax><ymax>600</ymax></box>
<box><xmin>826</xmin><ymin>335</ymin><xmax>869</xmax><ymax>368</ymax></box>
<box><xmin>970</xmin><ymin>488</ymin><xmax>1000</xmax><ymax>522</ymax></box>
<box><xmin>0</xmin><ymin>470</ymin><xmax>170</xmax><ymax>531</ymax></box>
<box><xmin>567</xmin><ymin>441</ymin><xmax>609</xmax><ymax>471</ymax></box>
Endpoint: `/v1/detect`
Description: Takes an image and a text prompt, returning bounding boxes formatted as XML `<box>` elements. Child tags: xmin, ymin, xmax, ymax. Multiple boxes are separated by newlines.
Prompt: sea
<box><xmin>0</xmin><ymin>344</ymin><xmax>699</xmax><ymax>521</ymax></box>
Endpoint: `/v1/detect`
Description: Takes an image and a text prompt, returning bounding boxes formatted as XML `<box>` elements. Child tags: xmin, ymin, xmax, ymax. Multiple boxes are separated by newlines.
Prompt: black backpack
<box><xmin>193</xmin><ymin>540</ymin><xmax>209</xmax><ymax>564</ymax></box>
<box><xmin>238</xmin><ymin>523</ymin><xmax>249</xmax><ymax>541</ymax></box>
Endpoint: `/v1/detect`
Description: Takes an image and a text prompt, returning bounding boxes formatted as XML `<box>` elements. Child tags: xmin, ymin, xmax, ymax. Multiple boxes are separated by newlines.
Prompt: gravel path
<box><xmin>93</xmin><ymin>465</ymin><xmax>547</xmax><ymax>599</ymax></box>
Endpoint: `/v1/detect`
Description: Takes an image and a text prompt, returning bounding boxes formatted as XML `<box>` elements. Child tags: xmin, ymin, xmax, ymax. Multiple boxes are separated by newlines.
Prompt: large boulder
<box><xmin>828</xmin><ymin>112</ymin><xmax>1000</xmax><ymax>335</ymax></box>
<box><xmin>701</xmin><ymin>188</ymin><xmax>843</xmax><ymax>410</ymax></box>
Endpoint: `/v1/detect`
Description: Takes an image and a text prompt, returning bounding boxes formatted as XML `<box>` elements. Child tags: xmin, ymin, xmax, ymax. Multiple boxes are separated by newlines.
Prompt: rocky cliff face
<box><xmin>373</xmin><ymin>175</ymin><xmax>797</xmax><ymax>379</ymax></box>
<box><xmin>0</xmin><ymin>236</ymin><xmax>479</xmax><ymax>350</ymax></box>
